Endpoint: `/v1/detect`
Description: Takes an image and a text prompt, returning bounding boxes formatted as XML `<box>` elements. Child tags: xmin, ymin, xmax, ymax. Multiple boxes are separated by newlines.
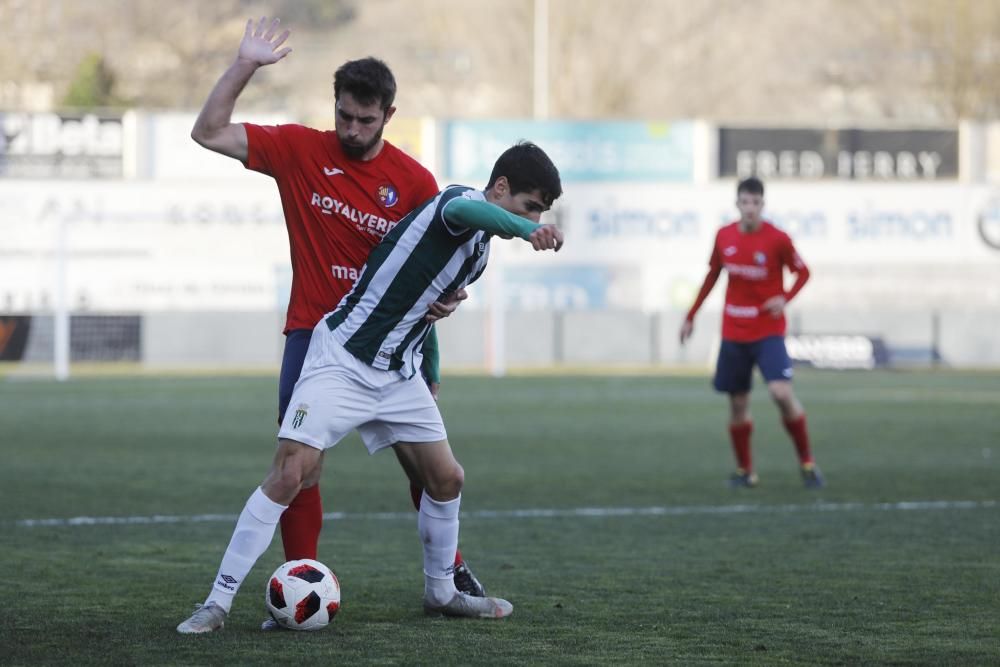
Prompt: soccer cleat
<box><xmin>801</xmin><ymin>463</ymin><xmax>825</xmax><ymax>489</ymax></box>
<box><xmin>260</xmin><ymin>617</ymin><xmax>284</xmax><ymax>631</ymax></box>
<box><xmin>453</xmin><ymin>561</ymin><xmax>486</xmax><ymax>598</ymax></box>
<box><xmin>424</xmin><ymin>592</ymin><xmax>513</xmax><ymax>619</ymax></box>
<box><xmin>176</xmin><ymin>602</ymin><xmax>227</xmax><ymax>634</ymax></box>
<box><xmin>728</xmin><ymin>469</ymin><xmax>759</xmax><ymax>488</ymax></box>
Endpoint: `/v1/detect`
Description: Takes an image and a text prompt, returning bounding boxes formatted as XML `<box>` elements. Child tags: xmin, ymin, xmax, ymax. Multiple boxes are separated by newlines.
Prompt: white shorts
<box><xmin>277</xmin><ymin>324</ymin><xmax>447</xmax><ymax>453</ymax></box>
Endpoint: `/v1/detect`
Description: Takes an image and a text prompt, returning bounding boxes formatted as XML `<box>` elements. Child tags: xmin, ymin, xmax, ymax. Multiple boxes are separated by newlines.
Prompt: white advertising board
<box><xmin>2</xmin><ymin>180</ymin><xmax>999</xmax><ymax>313</ymax></box>
<box><xmin>497</xmin><ymin>182</ymin><xmax>1000</xmax><ymax>311</ymax></box>
<box><xmin>0</xmin><ymin>180</ymin><xmax>288</xmax><ymax>312</ymax></box>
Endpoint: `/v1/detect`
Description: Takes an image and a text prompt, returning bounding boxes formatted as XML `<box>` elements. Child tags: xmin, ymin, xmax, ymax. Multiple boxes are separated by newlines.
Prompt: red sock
<box><xmin>410</xmin><ymin>482</ymin><xmax>464</xmax><ymax>566</ymax></box>
<box><xmin>729</xmin><ymin>421</ymin><xmax>753</xmax><ymax>471</ymax></box>
<box><xmin>409</xmin><ymin>482</ymin><xmax>422</xmax><ymax>510</ymax></box>
<box><xmin>783</xmin><ymin>414</ymin><xmax>814</xmax><ymax>465</ymax></box>
<box><xmin>280</xmin><ymin>485</ymin><xmax>322</xmax><ymax>560</ymax></box>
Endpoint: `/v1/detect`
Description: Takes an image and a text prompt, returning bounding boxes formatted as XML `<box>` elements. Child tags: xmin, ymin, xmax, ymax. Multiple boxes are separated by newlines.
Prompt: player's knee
<box><xmin>426</xmin><ymin>462</ymin><xmax>464</xmax><ymax>501</ymax></box>
<box><xmin>264</xmin><ymin>444</ymin><xmax>319</xmax><ymax>502</ymax></box>
<box><xmin>768</xmin><ymin>382</ymin><xmax>793</xmax><ymax>405</ymax></box>
<box><xmin>729</xmin><ymin>393</ymin><xmax>750</xmax><ymax>421</ymax></box>
<box><xmin>263</xmin><ymin>466</ymin><xmax>304</xmax><ymax>502</ymax></box>
<box><xmin>301</xmin><ymin>458</ymin><xmax>324</xmax><ymax>488</ymax></box>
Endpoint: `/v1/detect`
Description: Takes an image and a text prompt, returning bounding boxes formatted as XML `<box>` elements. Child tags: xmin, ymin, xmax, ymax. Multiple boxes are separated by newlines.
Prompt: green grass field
<box><xmin>1</xmin><ymin>370</ymin><xmax>998</xmax><ymax>666</ymax></box>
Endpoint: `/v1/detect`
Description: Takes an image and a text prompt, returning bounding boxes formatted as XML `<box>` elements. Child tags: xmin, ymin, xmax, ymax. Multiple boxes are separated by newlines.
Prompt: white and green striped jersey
<box><xmin>324</xmin><ymin>186</ymin><xmax>491</xmax><ymax>377</ymax></box>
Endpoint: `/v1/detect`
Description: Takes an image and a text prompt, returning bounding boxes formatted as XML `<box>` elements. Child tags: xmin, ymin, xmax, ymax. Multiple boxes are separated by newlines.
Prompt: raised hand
<box><xmin>238</xmin><ymin>16</ymin><xmax>292</xmax><ymax>67</ymax></box>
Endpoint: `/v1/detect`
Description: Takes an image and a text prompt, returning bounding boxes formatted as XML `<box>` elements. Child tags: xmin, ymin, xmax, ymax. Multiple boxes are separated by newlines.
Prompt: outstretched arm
<box><xmin>679</xmin><ymin>265</ymin><xmax>722</xmax><ymax>344</ymax></box>
<box><xmin>444</xmin><ymin>198</ymin><xmax>563</xmax><ymax>252</ymax></box>
<box><xmin>190</xmin><ymin>17</ymin><xmax>292</xmax><ymax>161</ymax></box>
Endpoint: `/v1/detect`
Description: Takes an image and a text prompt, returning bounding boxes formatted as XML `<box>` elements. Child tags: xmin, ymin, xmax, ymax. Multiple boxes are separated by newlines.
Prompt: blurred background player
<box><xmin>189</xmin><ymin>16</ymin><xmax>485</xmax><ymax>627</ymax></box>
<box><xmin>679</xmin><ymin>177</ymin><xmax>824</xmax><ymax>489</ymax></box>
<box><xmin>176</xmin><ymin>141</ymin><xmax>565</xmax><ymax>632</ymax></box>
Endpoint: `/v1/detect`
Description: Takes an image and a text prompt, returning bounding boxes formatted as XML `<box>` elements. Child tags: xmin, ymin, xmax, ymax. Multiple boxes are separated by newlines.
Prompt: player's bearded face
<box><xmin>335</xmin><ymin>93</ymin><xmax>390</xmax><ymax>160</ymax></box>
<box><xmin>339</xmin><ymin>124</ymin><xmax>384</xmax><ymax>159</ymax></box>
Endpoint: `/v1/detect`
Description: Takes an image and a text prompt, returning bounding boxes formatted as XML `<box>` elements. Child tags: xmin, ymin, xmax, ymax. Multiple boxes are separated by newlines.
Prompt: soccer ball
<box><xmin>265</xmin><ymin>559</ymin><xmax>341</xmax><ymax>631</ymax></box>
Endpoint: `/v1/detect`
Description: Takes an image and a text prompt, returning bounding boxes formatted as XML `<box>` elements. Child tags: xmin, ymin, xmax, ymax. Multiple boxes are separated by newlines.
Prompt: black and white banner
<box><xmin>786</xmin><ymin>334</ymin><xmax>890</xmax><ymax>370</ymax></box>
<box><xmin>718</xmin><ymin>127</ymin><xmax>958</xmax><ymax>180</ymax></box>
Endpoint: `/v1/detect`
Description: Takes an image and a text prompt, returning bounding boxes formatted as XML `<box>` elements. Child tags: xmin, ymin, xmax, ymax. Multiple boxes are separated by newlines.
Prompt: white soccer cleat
<box><xmin>176</xmin><ymin>602</ymin><xmax>228</xmax><ymax>634</ymax></box>
<box><xmin>424</xmin><ymin>592</ymin><xmax>513</xmax><ymax>619</ymax></box>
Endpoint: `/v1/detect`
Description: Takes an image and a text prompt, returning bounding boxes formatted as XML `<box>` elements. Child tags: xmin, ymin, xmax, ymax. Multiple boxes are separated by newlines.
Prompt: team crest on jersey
<box><xmin>292</xmin><ymin>404</ymin><xmax>309</xmax><ymax>429</ymax></box>
<box><xmin>377</xmin><ymin>183</ymin><xmax>399</xmax><ymax>208</ymax></box>
<box><xmin>754</xmin><ymin>251</ymin><xmax>766</xmax><ymax>265</ymax></box>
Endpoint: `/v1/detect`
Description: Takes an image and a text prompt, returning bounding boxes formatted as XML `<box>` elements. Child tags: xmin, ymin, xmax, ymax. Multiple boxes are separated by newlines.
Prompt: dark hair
<box><xmin>486</xmin><ymin>141</ymin><xmax>563</xmax><ymax>206</ymax></box>
<box><xmin>737</xmin><ymin>177</ymin><xmax>764</xmax><ymax>197</ymax></box>
<box><xmin>333</xmin><ymin>57</ymin><xmax>396</xmax><ymax>111</ymax></box>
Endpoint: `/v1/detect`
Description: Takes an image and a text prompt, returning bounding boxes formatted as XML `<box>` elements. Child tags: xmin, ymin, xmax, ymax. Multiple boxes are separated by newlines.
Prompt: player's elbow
<box><xmin>190</xmin><ymin>124</ymin><xmax>210</xmax><ymax>148</ymax></box>
<box><xmin>190</xmin><ymin>118</ymin><xmax>224</xmax><ymax>148</ymax></box>
<box><xmin>190</xmin><ymin>123</ymin><xmax>247</xmax><ymax>162</ymax></box>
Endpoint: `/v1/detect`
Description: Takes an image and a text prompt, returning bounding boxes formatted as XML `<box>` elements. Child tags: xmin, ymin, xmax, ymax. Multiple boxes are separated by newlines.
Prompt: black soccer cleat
<box><xmin>801</xmin><ymin>463</ymin><xmax>826</xmax><ymax>489</ymax></box>
<box><xmin>728</xmin><ymin>469</ymin><xmax>759</xmax><ymax>488</ymax></box>
<box><xmin>453</xmin><ymin>561</ymin><xmax>487</xmax><ymax>598</ymax></box>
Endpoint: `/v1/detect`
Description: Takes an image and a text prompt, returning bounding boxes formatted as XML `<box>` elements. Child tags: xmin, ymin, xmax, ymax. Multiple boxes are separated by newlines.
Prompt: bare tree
<box><xmin>892</xmin><ymin>0</ymin><xmax>1000</xmax><ymax>120</ymax></box>
<box><xmin>4</xmin><ymin>0</ymin><xmax>1000</xmax><ymax>123</ymax></box>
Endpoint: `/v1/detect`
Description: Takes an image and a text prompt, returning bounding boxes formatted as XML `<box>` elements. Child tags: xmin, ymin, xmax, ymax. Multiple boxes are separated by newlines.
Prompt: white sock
<box><xmin>205</xmin><ymin>487</ymin><xmax>287</xmax><ymax>613</ymax></box>
<box><xmin>418</xmin><ymin>491</ymin><xmax>461</xmax><ymax>606</ymax></box>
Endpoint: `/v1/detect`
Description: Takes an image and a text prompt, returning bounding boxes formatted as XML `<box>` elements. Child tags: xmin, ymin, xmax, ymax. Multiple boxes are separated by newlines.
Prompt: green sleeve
<box><xmin>444</xmin><ymin>197</ymin><xmax>537</xmax><ymax>239</ymax></box>
<box><xmin>420</xmin><ymin>325</ymin><xmax>441</xmax><ymax>385</ymax></box>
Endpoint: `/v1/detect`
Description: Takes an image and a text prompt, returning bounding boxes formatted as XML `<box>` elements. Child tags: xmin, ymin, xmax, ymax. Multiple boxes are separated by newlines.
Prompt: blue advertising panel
<box><xmin>444</xmin><ymin>120</ymin><xmax>694</xmax><ymax>183</ymax></box>
<box><xmin>503</xmin><ymin>266</ymin><xmax>614</xmax><ymax>310</ymax></box>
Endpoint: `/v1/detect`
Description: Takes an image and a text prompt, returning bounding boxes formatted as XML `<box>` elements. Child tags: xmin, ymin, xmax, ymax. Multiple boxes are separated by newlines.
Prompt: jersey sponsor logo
<box><xmin>291</xmin><ymin>403</ymin><xmax>309</xmax><ymax>429</ymax></box>
<box><xmin>724</xmin><ymin>263</ymin><xmax>768</xmax><ymax>279</ymax></box>
<box><xmin>331</xmin><ymin>264</ymin><xmax>360</xmax><ymax>281</ymax></box>
<box><xmin>725</xmin><ymin>304</ymin><xmax>759</xmax><ymax>318</ymax></box>
<box><xmin>377</xmin><ymin>183</ymin><xmax>399</xmax><ymax>208</ymax></box>
<box><xmin>310</xmin><ymin>192</ymin><xmax>397</xmax><ymax>237</ymax></box>
<box><xmin>323</xmin><ymin>166</ymin><xmax>345</xmax><ymax>176</ymax></box>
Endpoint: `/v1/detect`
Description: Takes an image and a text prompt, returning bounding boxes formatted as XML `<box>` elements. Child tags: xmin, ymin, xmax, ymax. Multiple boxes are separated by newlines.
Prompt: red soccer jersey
<box><xmin>708</xmin><ymin>221</ymin><xmax>808</xmax><ymax>342</ymax></box>
<box><xmin>244</xmin><ymin>123</ymin><xmax>439</xmax><ymax>333</ymax></box>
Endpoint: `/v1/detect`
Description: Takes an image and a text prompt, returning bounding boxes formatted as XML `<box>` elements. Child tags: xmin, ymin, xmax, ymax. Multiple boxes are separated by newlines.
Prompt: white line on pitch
<box><xmin>12</xmin><ymin>499</ymin><xmax>997</xmax><ymax>528</ymax></box>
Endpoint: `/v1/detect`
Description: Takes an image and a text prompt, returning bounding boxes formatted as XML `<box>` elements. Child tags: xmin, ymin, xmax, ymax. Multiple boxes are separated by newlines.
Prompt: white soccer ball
<box><xmin>265</xmin><ymin>559</ymin><xmax>341</xmax><ymax>631</ymax></box>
